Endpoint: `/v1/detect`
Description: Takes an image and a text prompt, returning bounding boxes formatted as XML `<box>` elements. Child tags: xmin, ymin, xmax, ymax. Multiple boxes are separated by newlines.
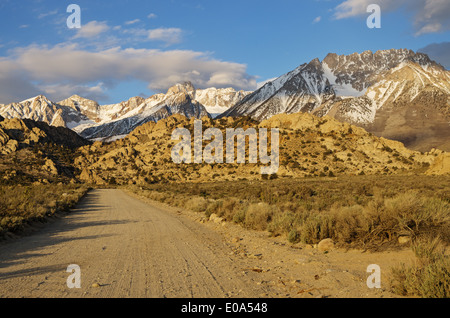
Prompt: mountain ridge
<box><xmin>220</xmin><ymin>48</ymin><xmax>450</xmax><ymax>151</ymax></box>
<box><xmin>0</xmin><ymin>83</ymin><xmax>251</xmax><ymax>140</ymax></box>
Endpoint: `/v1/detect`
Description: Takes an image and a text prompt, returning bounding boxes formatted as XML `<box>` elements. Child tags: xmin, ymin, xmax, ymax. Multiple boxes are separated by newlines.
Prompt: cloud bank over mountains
<box><xmin>0</xmin><ymin>43</ymin><xmax>257</xmax><ymax>104</ymax></box>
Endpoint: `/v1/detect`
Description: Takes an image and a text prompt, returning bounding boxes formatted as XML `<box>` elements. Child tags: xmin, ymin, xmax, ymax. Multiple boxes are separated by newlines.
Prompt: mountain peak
<box><xmin>167</xmin><ymin>82</ymin><xmax>196</xmax><ymax>95</ymax></box>
<box><xmin>68</xmin><ymin>94</ymin><xmax>90</xmax><ymax>100</ymax></box>
<box><xmin>59</xmin><ymin>95</ymin><xmax>99</xmax><ymax>104</ymax></box>
<box><xmin>20</xmin><ymin>94</ymin><xmax>52</xmax><ymax>104</ymax></box>
<box><xmin>58</xmin><ymin>95</ymin><xmax>100</xmax><ymax>110</ymax></box>
<box><xmin>308</xmin><ymin>58</ymin><xmax>322</xmax><ymax>67</ymax></box>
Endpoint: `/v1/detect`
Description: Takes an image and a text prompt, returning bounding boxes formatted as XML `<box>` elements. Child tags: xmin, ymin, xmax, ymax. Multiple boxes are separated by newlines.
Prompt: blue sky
<box><xmin>0</xmin><ymin>0</ymin><xmax>449</xmax><ymax>104</ymax></box>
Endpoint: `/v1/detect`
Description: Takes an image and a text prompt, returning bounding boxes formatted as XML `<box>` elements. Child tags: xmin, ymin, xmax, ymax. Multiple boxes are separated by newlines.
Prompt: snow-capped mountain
<box><xmin>194</xmin><ymin>87</ymin><xmax>251</xmax><ymax>117</ymax></box>
<box><xmin>77</xmin><ymin>83</ymin><xmax>209</xmax><ymax>139</ymax></box>
<box><xmin>222</xmin><ymin>49</ymin><xmax>444</xmax><ymax>121</ymax></box>
<box><xmin>0</xmin><ymin>82</ymin><xmax>250</xmax><ymax>140</ymax></box>
<box><xmin>220</xmin><ymin>49</ymin><xmax>450</xmax><ymax>151</ymax></box>
<box><xmin>57</xmin><ymin>95</ymin><xmax>146</xmax><ymax>130</ymax></box>
<box><xmin>75</xmin><ymin>82</ymin><xmax>250</xmax><ymax>139</ymax></box>
<box><xmin>0</xmin><ymin>95</ymin><xmax>89</xmax><ymax>128</ymax></box>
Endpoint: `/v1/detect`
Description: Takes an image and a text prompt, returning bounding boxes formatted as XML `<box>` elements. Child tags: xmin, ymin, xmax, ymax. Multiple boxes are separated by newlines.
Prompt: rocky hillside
<box><xmin>73</xmin><ymin>113</ymin><xmax>443</xmax><ymax>186</ymax></box>
<box><xmin>57</xmin><ymin>95</ymin><xmax>101</xmax><ymax>121</ymax></box>
<box><xmin>221</xmin><ymin>49</ymin><xmax>450</xmax><ymax>151</ymax></box>
<box><xmin>1</xmin><ymin>113</ymin><xmax>447</xmax><ymax>186</ymax></box>
<box><xmin>0</xmin><ymin>117</ymin><xmax>91</xmax><ymax>185</ymax></box>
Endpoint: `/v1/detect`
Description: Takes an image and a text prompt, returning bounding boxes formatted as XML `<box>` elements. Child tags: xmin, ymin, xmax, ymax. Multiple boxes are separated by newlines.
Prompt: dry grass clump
<box><xmin>0</xmin><ymin>184</ymin><xmax>89</xmax><ymax>236</ymax></box>
<box><xmin>243</xmin><ymin>203</ymin><xmax>275</xmax><ymax>231</ymax></box>
<box><xmin>391</xmin><ymin>236</ymin><xmax>450</xmax><ymax>298</ymax></box>
<box><xmin>185</xmin><ymin>197</ymin><xmax>209</xmax><ymax>212</ymax></box>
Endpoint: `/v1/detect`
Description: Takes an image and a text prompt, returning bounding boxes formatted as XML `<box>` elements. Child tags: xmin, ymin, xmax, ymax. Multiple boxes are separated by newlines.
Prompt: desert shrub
<box><xmin>297</xmin><ymin>212</ymin><xmax>333</xmax><ymax>244</ymax></box>
<box><xmin>232</xmin><ymin>203</ymin><xmax>249</xmax><ymax>224</ymax></box>
<box><xmin>288</xmin><ymin>229</ymin><xmax>300</xmax><ymax>243</ymax></box>
<box><xmin>127</xmin><ymin>175</ymin><xmax>450</xmax><ymax>249</ymax></box>
<box><xmin>0</xmin><ymin>216</ymin><xmax>25</xmax><ymax>233</ymax></box>
<box><xmin>391</xmin><ymin>237</ymin><xmax>450</xmax><ymax>298</ymax></box>
<box><xmin>267</xmin><ymin>210</ymin><xmax>300</xmax><ymax>237</ymax></box>
<box><xmin>203</xmin><ymin>198</ymin><xmax>240</xmax><ymax>220</ymax></box>
<box><xmin>384</xmin><ymin>192</ymin><xmax>450</xmax><ymax>238</ymax></box>
<box><xmin>205</xmin><ymin>200</ymin><xmax>222</xmax><ymax>218</ymax></box>
<box><xmin>243</xmin><ymin>203</ymin><xmax>274</xmax><ymax>231</ymax></box>
<box><xmin>184</xmin><ymin>197</ymin><xmax>209</xmax><ymax>212</ymax></box>
<box><xmin>330</xmin><ymin>205</ymin><xmax>371</xmax><ymax>243</ymax></box>
<box><xmin>220</xmin><ymin>198</ymin><xmax>240</xmax><ymax>220</ymax></box>
<box><xmin>295</xmin><ymin>186</ymin><xmax>317</xmax><ymax>200</ymax></box>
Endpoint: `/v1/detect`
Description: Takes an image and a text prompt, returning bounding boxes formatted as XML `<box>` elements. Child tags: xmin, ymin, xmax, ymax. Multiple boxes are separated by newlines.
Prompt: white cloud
<box><xmin>333</xmin><ymin>0</ymin><xmax>450</xmax><ymax>35</ymax></box>
<box><xmin>147</xmin><ymin>13</ymin><xmax>157</xmax><ymax>19</ymax></box>
<box><xmin>414</xmin><ymin>0</ymin><xmax>450</xmax><ymax>35</ymax></box>
<box><xmin>38</xmin><ymin>10</ymin><xmax>58</xmax><ymax>19</ymax></box>
<box><xmin>415</xmin><ymin>23</ymin><xmax>442</xmax><ymax>36</ymax></box>
<box><xmin>148</xmin><ymin>28</ymin><xmax>184</xmax><ymax>45</ymax></box>
<box><xmin>313</xmin><ymin>16</ymin><xmax>322</xmax><ymax>24</ymax></box>
<box><xmin>0</xmin><ymin>44</ymin><xmax>257</xmax><ymax>103</ymax></box>
<box><xmin>125</xmin><ymin>19</ymin><xmax>141</xmax><ymax>25</ymax></box>
<box><xmin>73</xmin><ymin>21</ymin><xmax>110</xmax><ymax>39</ymax></box>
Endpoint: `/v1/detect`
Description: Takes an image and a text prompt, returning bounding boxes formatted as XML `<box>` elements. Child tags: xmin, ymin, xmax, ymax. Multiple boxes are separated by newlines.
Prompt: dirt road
<box><xmin>0</xmin><ymin>189</ymin><xmax>413</xmax><ymax>298</ymax></box>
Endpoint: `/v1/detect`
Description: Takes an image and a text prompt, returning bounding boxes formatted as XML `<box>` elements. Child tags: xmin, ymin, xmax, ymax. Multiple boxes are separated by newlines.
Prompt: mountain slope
<box><xmin>327</xmin><ymin>61</ymin><xmax>450</xmax><ymax>151</ymax></box>
<box><xmin>76</xmin><ymin>82</ymin><xmax>212</xmax><ymax>139</ymax></box>
<box><xmin>194</xmin><ymin>87</ymin><xmax>251</xmax><ymax>117</ymax></box>
<box><xmin>74</xmin><ymin>82</ymin><xmax>250</xmax><ymax>139</ymax></box>
<box><xmin>0</xmin><ymin>95</ymin><xmax>88</xmax><ymax>128</ymax></box>
<box><xmin>220</xmin><ymin>49</ymin><xmax>450</xmax><ymax>151</ymax></box>
<box><xmin>0</xmin><ymin>117</ymin><xmax>91</xmax><ymax>184</ymax></box>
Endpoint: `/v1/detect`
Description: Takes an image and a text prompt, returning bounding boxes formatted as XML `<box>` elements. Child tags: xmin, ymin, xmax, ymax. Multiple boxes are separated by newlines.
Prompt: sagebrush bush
<box><xmin>331</xmin><ymin>205</ymin><xmax>371</xmax><ymax>243</ymax></box>
<box><xmin>297</xmin><ymin>213</ymin><xmax>333</xmax><ymax>244</ymax></box>
<box><xmin>391</xmin><ymin>237</ymin><xmax>450</xmax><ymax>298</ymax></box>
<box><xmin>267</xmin><ymin>210</ymin><xmax>300</xmax><ymax>237</ymax></box>
<box><xmin>184</xmin><ymin>197</ymin><xmax>209</xmax><ymax>212</ymax></box>
<box><xmin>205</xmin><ymin>200</ymin><xmax>222</xmax><ymax>218</ymax></box>
<box><xmin>243</xmin><ymin>203</ymin><xmax>274</xmax><ymax>231</ymax></box>
<box><xmin>288</xmin><ymin>229</ymin><xmax>300</xmax><ymax>243</ymax></box>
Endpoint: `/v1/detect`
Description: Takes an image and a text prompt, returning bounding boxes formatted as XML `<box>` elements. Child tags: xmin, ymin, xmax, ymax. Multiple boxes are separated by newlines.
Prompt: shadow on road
<box><xmin>0</xmin><ymin>190</ymin><xmax>135</xmax><ymax>275</ymax></box>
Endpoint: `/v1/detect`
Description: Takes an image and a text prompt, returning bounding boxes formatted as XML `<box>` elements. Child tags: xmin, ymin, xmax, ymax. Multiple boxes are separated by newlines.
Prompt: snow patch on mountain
<box><xmin>322</xmin><ymin>62</ymin><xmax>366</xmax><ymax>98</ymax></box>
